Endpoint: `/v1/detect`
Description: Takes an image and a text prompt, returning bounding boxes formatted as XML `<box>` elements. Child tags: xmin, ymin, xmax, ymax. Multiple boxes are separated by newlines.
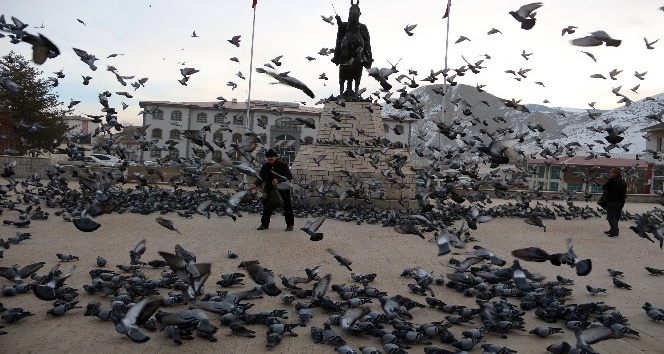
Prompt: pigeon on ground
<box><xmin>586</xmin><ymin>285</ymin><xmax>607</xmax><ymax>295</ymax></box>
<box><xmin>245</xmin><ymin>263</ymin><xmax>282</xmax><ymax>296</ymax></box>
<box><xmin>529</xmin><ymin>326</ymin><xmax>564</xmax><ymax>338</ymax></box>
<box><xmin>112</xmin><ymin>296</ymin><xmax>162</xmax><ymax>343</ymax></box>
<box><xmin>394</xmin><ymin>223</ymin><xmax>424</xmax><ymax>239</ymax></box>
<box><xmin>56</xmin><ymin>253</ymin><xmax>79</xmax><ymax>262</ymax></box>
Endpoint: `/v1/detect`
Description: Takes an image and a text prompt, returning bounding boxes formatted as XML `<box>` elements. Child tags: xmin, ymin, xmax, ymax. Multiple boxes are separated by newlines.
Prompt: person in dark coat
<box><xmin>248</xmin><ymin>149</ymin><xmax>294</xmax><ymax>231</ymax></box>
<box><xmin>602</xmin><ymin>168</ymin><xmax>627</xmax><ymax>237</ymax></box>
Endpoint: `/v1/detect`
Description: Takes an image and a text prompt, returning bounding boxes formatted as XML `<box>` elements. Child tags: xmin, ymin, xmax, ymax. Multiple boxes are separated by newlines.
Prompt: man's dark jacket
<box><xmin>255</xmin><ymin>160</ymin><xmax>292</xmax><ymax>193</ymax></box>
<box><xmin>602</xmin><ymin>177</ymin><xmax>627</xmax><ymax>203</ymax></box>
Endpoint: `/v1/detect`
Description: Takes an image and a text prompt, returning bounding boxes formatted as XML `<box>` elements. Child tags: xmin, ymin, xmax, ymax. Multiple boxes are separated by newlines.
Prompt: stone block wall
<box><xmin>290</xmin><ymin>101</ymin><xmax>416</xmax><ymax>203</ymax></box>
<box><xmin>0</xmin><ymin>155</ymin><xmax>51</xmax><ymax>178</ymax></box>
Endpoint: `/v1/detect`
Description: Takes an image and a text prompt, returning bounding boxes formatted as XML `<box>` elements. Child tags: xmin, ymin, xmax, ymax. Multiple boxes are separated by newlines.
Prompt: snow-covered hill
<box><xmin>381</xmin><ymin>83</ymin><xmax>664</xmax><ymax>159</ymax></box>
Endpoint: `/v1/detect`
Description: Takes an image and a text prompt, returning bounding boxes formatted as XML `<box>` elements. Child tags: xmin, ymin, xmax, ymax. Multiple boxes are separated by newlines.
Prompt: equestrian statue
<box><xmin>331</xmin><ymin>0</ymin><xmax>373</xmax><ymax>99</ymax></box>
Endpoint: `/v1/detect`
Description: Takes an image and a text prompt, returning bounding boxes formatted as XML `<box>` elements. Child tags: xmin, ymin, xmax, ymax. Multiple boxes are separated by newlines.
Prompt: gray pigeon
<box><xmin>301</xmin><ymin>217</ymin><xmax>325</xmax><ymax>241</ymax></box>
<box><xmin>570</xmin><ymin>30</ymin><xmax>622</xmax><ymax>47</ymax></box>
<box><xmin>509</xmin><ymin>2</ymin><xmax>543</xmax><ymax>30</ymax></box>
<box><xmin>155</xmin><ymin>217</ymin><xmax>180</xmax><ymax>234</ymax></box>
<box><xmin>112</xmin><ymin>296</ymin><xmax>162</xmax><ymax>343</ymax></box>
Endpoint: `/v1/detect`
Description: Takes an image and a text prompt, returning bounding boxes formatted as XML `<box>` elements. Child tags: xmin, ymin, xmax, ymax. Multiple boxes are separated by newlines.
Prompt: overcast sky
<box><xmin>3</xmin><ymin>0</ymin><xmax>663</xmax><ymax>126</ymax></box>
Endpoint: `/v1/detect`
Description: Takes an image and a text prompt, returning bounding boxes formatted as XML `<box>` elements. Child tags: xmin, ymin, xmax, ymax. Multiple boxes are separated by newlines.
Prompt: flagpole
<box><xmin>246</xmin><ymin>4</ymin><xmax>257</xmax><ymax>132</ymax></box>
<box><xmin>440</xmin><ymin>0</ymin><xmax>451</xmax><ymax>150</ymax></box>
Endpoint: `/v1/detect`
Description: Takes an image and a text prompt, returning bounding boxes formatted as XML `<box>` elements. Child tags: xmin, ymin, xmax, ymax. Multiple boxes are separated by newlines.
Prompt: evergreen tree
<box><xmin>0</xmin><ymin>51</ymin><xmax>70</xmax><ymax>155</ymax></box>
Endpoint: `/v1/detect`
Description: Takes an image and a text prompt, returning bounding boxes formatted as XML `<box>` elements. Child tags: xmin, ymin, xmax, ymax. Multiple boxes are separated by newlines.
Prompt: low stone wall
<box><xmin>0</xmin><ymin>155</ymin><xmax>51</xmax><ymax>178</ymax></box>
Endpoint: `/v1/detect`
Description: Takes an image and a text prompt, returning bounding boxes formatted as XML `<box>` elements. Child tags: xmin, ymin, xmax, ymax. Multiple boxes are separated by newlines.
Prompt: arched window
<box><xmin>232</xmin><ymin>113</ymin><xmax>244</xmax><ymax>125</ymax></box>
<box><xmin>171</xmin><ymin>110</ymin><xmax>182</xmax><ymax>121</ymax></box>
<box><xmin>154</xmin><ymin>109</ymin><xmax>164</xmax><ymax>120</ymax></box>
<box><xmin>196</xmin><ymin>112</ymin><xmax>208</xmax><ymax>123</ymax></box>
<box><xmin>169</xmin><ymin>129</ymin><xmax>180</xmax><ymax>139</ymax></box>
<box><xmin>228</xmin><ymin>133</ymin><xmax>243</xmax><ymax>161</ymax></box>
<box><xmin>151</xmin><ymin>128</ymin><xmax>162</xmax><ymax>139</ymax></box>
<box><xmin>273</xmin><ymin>134</ymin><xmax>297</xmax><ymax>165</ymax></box>
<box><xmin>213</xmin><ymin>151</ymin><xmax>224</xmax><ymax>163</ymax></box>
<box><xmin>213</xmin><ymin>130</ymin><xmax>225</xmax><ymax>145</ymax></box>
<box><xmin>231</xmin><ymin>133</ymin><xmax>243</xmax><ymax>143</ymax></box>
<box><xmin>214</xmin><ymin>113</ymin><xmax>226</xmax><ymax>124</ymax></box>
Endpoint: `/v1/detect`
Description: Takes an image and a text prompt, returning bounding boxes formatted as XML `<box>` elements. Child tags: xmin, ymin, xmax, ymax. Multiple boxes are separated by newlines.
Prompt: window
<box><xmin>537</xmin><ymin>166</ymin><xmax>545</xmax><ymax>178</ymax></box>
<box><xmin>214</xmin><ymin>113</ymin><xmax>226</xmax><ymax>124</ymax></box>
<box><xmin>549</xmin><ymin>182</ymin><xmax>559</xmax><ymax>191</ymax></box>
<box><xmin>590</xmin><ymin>183</ymin><xmax>603</xmax><ymax>193</ymax></box>
<box><xmin>273</xmin><ymin>134</ymin><xmax>297</xmax><ymax>165</ymax></box>
<box><xmin>213</xmin><ymin>151</ymin><xmax>224</xmax><ymax>163</ymax></box>
<box><xmin>154</xmin><ymin>109</ymin><xmax>164</xmax><ymax>120</ymax></box>
<box><xmin>151</xmin><ymin>128</ymin><xmax>162</xmax><ymax>139</ymax></box>
<box><xmin>384</xmin><ymin>123</ymin><xmax>389</xmax><ymax>133</ymax></box>
<box><xmin>213</xmin><ymin>130</ymin><xmax>224</xmax><ymax>145</ymax></box>
<box><xmin>231</xmin><ymin>133</ymin><xmax>242</xmax><ymax>143</ymax></box>
<box><xmin>196</xmin><ymin>112</ymin><xmax>208</xmax><ymax>123</ymax></box>
<box><xmin>567</xmin><ymin>182</ymin><xmax>582</xmax><ymax>192</ymax></box>
<box><xmin>230</xmin><ymin>133</ymin><xmax>243</xmax><ymax>160</ymax></box>
<box><xmin>550</xmin><ymin>167</ymin><xmax>561</xmax><ymax>179</ymax></box>
<box><xmin>170</xmin><ymin>129</ymin><xmax>180</xmax><ymax>139</ymax></box>
<box><xmin>233</xmin><ymin>114</ymin><xmax>244</xmax><ymax>125</ymax></box>
<box><xmin>168</xmin><ymin>148</ymin><xmax>179</xmax><ymax>159</ymax></box>
<box><xmin>150</xmin><ymin>150</ymin><xmax>161</xmax><ymax>158</ymax></box>
<box><xmin>303</xmin><ymin>136</ymin><xmax>314</xmax><ymax>144</ymax></box>
<box><xmin>171</xmin><ymin>110</ymin><xmax>182</xmax><ymax>121</ymax></box>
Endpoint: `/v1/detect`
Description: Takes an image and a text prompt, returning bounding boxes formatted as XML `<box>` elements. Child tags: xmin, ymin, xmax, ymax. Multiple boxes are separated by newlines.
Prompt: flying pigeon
<box><xmin>509</xmin><ymin>2</ymin><xmax>543</xmax><ymax>30</ymax></box>
<box><xmin>21</xmin><ymin>33</ymin><xmax>60</xmax><ymax>65</ymax></box>
<box><xmin>404</xmin><ymin>24</ymin><xmax>417</xmax><ymax>36</ymax></box>
<box><xmin>255</xmin><ymin>68</ymin><xmax>315</xmax><ymax>98</ymax></box>
<box><xmin>301</xmin><ymin>217</ymin><xmax>326</xmax><ymax>241</ymax></box>
<box><xmin>155</xmin><ymin>217</ymin><xmax>181</xmax><ymax>234</ymax></box>
<box><xmin>228</xmin><ymin>35</ymin><xmax>241</xmax><ymax>47</ymax></box>
<box><xmin>570</xmin><ymin>30</ymin><xmax>622</xmax><ymax>47</ymax></box>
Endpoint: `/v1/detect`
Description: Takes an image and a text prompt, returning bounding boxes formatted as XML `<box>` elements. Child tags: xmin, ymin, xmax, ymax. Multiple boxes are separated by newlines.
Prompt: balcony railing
<box><xmin>270</xmin><ymin>124</ymin><xmax>302</xmax><ymax>131</ymax></box>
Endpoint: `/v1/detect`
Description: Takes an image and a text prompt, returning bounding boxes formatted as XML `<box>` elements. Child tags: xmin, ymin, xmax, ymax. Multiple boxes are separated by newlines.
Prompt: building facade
<box><xmin>527</xmin><ymin>155</ymin><xmax>653</xmax><ymax>194</ymax></box>
<box><xmin>138</xmin><ymin>99</ymin><xmax>411</xmax><ymax>165</ymax></box>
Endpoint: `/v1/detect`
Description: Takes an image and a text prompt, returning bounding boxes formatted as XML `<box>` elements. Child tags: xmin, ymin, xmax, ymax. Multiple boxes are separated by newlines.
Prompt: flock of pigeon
<box><xmin>0</xmin><ymin>154</ymin><xmax>662</xmax><ymax>353</ymax></box>
<box><xmin>1</xmin><ymin>3</ymin><xmax>664</xmax><ymax>354</ymax></box>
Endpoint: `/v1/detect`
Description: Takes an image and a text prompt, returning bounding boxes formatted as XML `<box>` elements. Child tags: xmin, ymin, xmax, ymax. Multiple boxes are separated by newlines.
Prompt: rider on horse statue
<box><xmin>331</xmin><ymin>0</ymin><xmax>373</xmax><ymax>97</ymax></box>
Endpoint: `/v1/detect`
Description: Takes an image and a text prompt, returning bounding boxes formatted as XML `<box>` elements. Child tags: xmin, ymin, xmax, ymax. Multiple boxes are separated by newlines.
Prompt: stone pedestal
<box><xmin>291</xmin><ymin>101</ymin><xmax>416</xmax><ymax>203</ymax></box>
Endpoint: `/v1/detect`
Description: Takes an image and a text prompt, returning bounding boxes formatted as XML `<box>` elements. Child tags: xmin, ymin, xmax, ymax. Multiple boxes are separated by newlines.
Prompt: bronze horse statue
<box><xmin>331</xmin><ymin>0</ymin><xmax>373</xmax><ymax>97</ymax></box>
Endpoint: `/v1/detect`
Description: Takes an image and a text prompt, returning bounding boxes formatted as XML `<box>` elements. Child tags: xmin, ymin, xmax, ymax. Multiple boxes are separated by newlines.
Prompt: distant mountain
<box><xmin>524</xmin><ymin>103</ymin><xmax>605</xmax><ymax>114</ymax></box>
<box><xmin>381</xmin><ymin>83</ymin><xmax>663</xmax><ymax>159</ymax></box>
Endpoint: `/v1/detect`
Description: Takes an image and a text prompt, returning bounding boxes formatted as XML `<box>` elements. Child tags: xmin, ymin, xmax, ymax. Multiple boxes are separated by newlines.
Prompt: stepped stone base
<box><xmin>291</xmin><ymin>101</ymin><xmax>416</xmax><ymax>202</ymax></box>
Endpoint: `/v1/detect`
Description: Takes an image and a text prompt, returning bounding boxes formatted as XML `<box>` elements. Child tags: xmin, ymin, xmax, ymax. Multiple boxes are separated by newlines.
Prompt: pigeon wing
<box><xmin>511</xmin><ymin>247</ymin><xmax>552</xmax><ymax>262</ymax></box>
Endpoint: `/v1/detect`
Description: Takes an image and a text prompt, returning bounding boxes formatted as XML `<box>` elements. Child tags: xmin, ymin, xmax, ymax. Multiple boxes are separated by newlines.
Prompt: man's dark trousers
<box><xmin>261</xmin><ymin>190</ymin><xmax>294</xmax><ymax>227</ymax></box>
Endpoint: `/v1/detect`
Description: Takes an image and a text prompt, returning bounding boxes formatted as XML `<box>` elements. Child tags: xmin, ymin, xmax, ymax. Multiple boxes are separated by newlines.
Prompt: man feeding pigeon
<box><xmin>601</xmin><ymin>168</ymin><xmax>627</xmax><ymax>237</ymax></box>
<box><xmin>249</xmin><ymin>149</ymin><xmax>294</xmax><ymax>231</ymax></box>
